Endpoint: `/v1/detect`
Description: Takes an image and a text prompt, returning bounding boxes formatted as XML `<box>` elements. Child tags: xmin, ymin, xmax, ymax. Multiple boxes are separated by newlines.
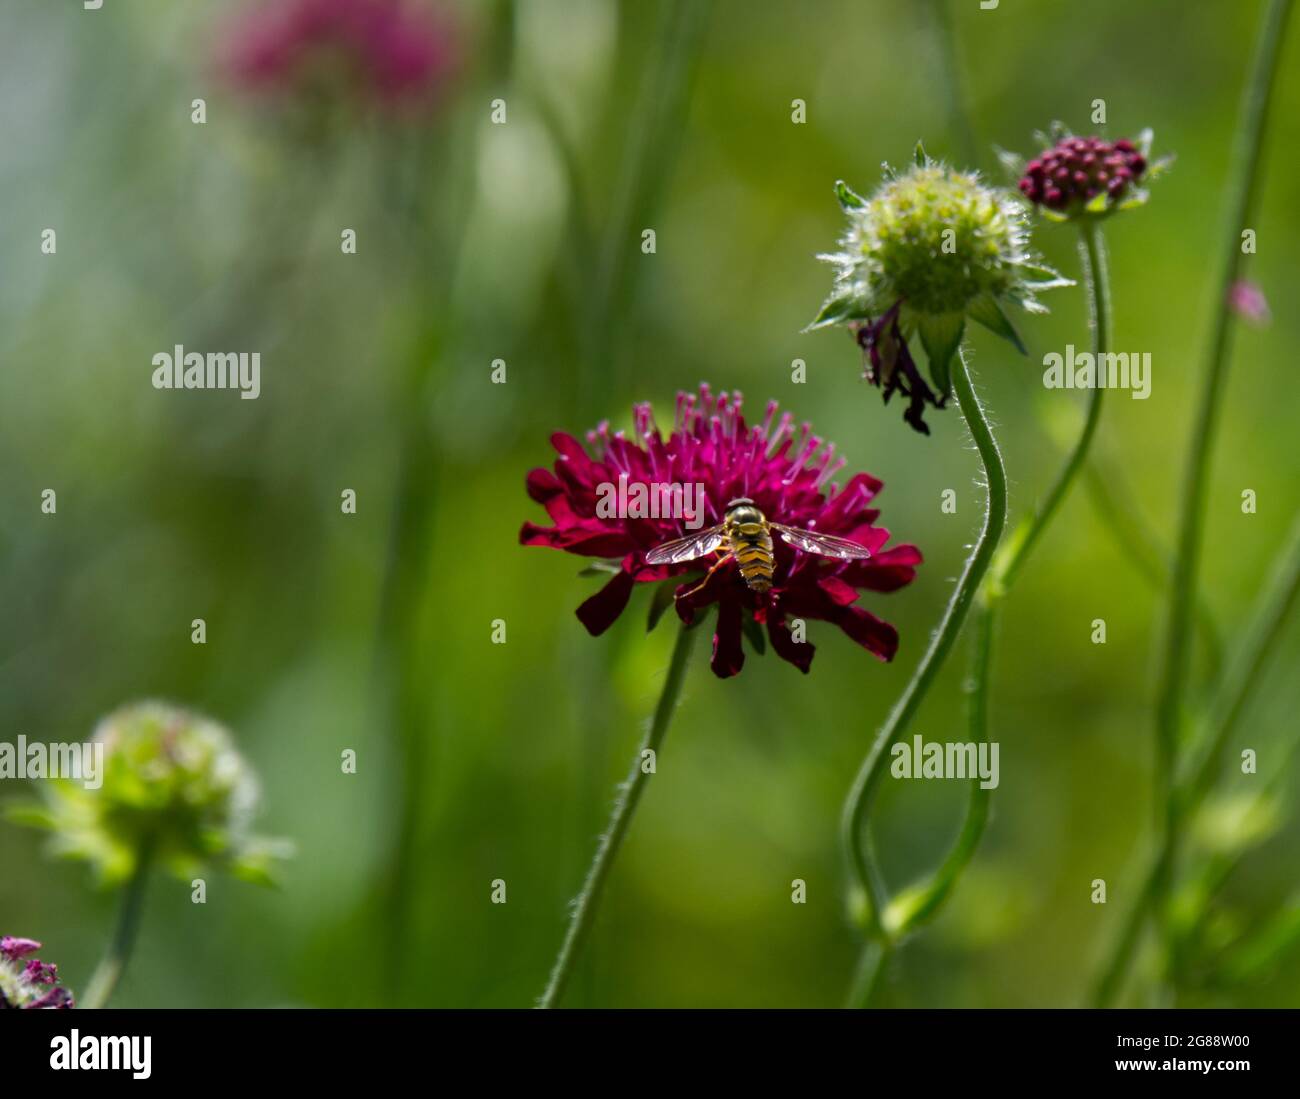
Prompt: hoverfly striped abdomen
<box><xmin>723</xmin><ymin>499</ymin><xmax>775</xmax><ymax>594</ymax></box>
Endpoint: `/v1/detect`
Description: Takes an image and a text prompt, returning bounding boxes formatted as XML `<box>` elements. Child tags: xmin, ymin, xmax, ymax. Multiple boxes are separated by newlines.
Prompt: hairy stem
<box><xmin>539</xmin><ymin>621</ymin><xmax>698</xmax><ymax>1008</ymax></box>
<box><xmin>888</xmin><ymin>219</ymin><xmax>1112</xmax><ymax>951</ymax></box>
<box><xmin>991</xmin><ymin>223</ymin><xmax>1108</xmax><ymax>598</ymax></box>
<box><xmin>840</xmin><ymin>350</ymin><xmax>1007</xmax><ymax>1003</ymax></box>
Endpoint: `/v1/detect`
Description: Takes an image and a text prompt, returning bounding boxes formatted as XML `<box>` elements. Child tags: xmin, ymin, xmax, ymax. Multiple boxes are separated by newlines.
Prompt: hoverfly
<box><xmin>644</xmin><ymin>497</ymin><xmax>872</xmax><ymax>598</ymax></box>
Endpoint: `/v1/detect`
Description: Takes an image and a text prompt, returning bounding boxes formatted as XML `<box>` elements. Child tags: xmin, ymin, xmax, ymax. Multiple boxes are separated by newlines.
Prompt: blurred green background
<box><xmin>2</xmin><ymin>0</ymin><xmax>1298</xmax><ymax>1008</ymax></box>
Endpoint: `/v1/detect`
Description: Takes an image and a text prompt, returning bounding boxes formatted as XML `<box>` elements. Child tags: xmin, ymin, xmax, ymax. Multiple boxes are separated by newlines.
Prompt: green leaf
<box><xmin>834</xmin><ymin>179</ymin><xmax>866</xmax><ymax>210</ymax></box>
<box><xmin>805</xmin><ymin>291</ymin><xmax>871</xmax><ymax>331</ymax></box>
<box><xmin>1085</xmin><ymin>190</ymin><xmax>1109</xmax><ymax>215</ymax></box>
<box><xmin>917</xmin><ymin>312</ymin><xmax>965</xmax><ymax>396</ymax></box>
<box><xmin>1135</xmin><ymin>127</ymin><xmax>1154</xmax><ymax>158</ymax></box>
<box><xmin>966</xmin><ymin>294</ymin><xmax>1026</xmax><ymax>354</ymax></box>
<box><xmin>647</xmin><ymin>580</ymin><xmax>677</xmax><ymax>632</ymax></box>
<box><xmin>741</xmin><ymin>614</ymin><xmax>766</xmax><ymax>655</ymax></box>
<box><xmin>913</xmin><ymin>140</ymin><xmax>928</xmax><ymax>168</ymax></box>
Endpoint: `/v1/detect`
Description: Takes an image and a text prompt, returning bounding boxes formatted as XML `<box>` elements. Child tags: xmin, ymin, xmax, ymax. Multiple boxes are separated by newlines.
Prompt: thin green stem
<box><xmin>925</xmin><ymin>0</ymin><xmax>979</xmax><ymax>169</ymax></box>
<box><xmin>846</xmin><ymin>938</ymin><xmax>891</xmax><ymax>1009</ymax></box>
<box><xmin>539</xmin><ymin>621</ymin><xmax>698</xmax><ymax>1008</ymax></box>
<box><xmin>82</xmin><ymin>840</ymin><xmax>153</xmax><ymax>1009</ymax></box>
<box><xmin>881</xmin><ymin>219</ymin><xmax>1111</xmax><ymax>953</ymax></box>
<box><xmin>885</xmin><ymin>602</ymin><xmax>995</xmax><ymax>942</ymax></box>
<box><xmin>1093</xmin><ymin>512</ymin><xmax>1300</xmax><ymax>1005</ymax></box>
<box><xmin>991</xmin><ymin>222</ymin><xmax>1108</xmax><ymax>598</ymax></box>
<box><xmin>1152</xmin><ymin>0</ymin><xmax>1292</xmax><ymax>914</ymax></box>
<box><xmin>840</xmin><ymin>349</ymin><xmax>1007</xmax><ymax>955</ymax></box>
<box><xmin>1182</xmin><ymin>511</ymin><xmax>1300</xmax><ymax>807</ymax></box>
<box><xmin>584</xmin><ymin>0</ymin><xmax>711</xmax><ymax>409</ymax></box>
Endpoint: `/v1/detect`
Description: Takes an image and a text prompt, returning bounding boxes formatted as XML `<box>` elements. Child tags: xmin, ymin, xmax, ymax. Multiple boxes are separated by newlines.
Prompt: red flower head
<box><xmin>521</xmin><ymin>386</ymin><xmax>922</xmax><ymax>678</ymax></box>
<box><xmin>224</xmin><ymin>0</ymin><xmax>457</xmax><ymax>109</ymax></box>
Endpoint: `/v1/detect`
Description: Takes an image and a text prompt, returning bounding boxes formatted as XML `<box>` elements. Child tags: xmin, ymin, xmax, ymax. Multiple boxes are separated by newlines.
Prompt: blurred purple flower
<box><xmin>0</xmin><ymin>936</ymin><xmax>42</xmax><ymax>961</ymax></box>
<box><xmin>1228</xmin><ymin>280</ymin><xmax>1270</xmax><ymax>326</ymax></box>
<box><xmin>224</xmin><ymin>0</ymin><xmax>457</xmax><ymax>109</ymax></box>
<box><xmin>0</xmin><ymin>936</ymin><xmax>74</xmax><ymax>1009</ymax></box>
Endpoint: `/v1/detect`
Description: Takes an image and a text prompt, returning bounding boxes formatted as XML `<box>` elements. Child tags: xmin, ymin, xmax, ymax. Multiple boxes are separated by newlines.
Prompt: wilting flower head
<box><xmin>521</xmin><ymin>386</ymin><xmax>922</xmax><ymax>678</ymax></box>
<box><xmin>10</xmin><ymin>702</ymin><xmax>290</xmax><ymax>887</ymax></box>
<box><xmin>811</xmin><ymin>144</ymin><xmax>1069</xmax><ymax>434</ymax></box>
<box><xmin>1</xmin><ymin>936</ymin><xmax>73</xmax><ymax>1009</ymax></box>
<box><xmin>224</xmin><ymin>0</ymin><xmax>456</xmax><ymax>110</ymax></box>
<box><xmin>1009</xmin><ymin>124</ymin><xmax>1170</xmax><ymax>221</ymax></box>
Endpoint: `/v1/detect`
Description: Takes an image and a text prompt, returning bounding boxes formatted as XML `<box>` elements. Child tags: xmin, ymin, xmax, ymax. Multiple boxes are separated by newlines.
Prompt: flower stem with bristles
<box><xmin>989</xmin><ymin>222</ymin><xmax>1108</xmax><ymax>599</ymax></box>
<box><xmin>847</xmin><ymin>206</ymin><xmax>1114</xmax><ymax>999</ymax></box>
<box><xmin>539</xmin><ymin>621</ymin><xmax>698</xmax><ymax>1008</ymax></box>
<box><xmin>840</xmin><ymin>348</ymin><xmax>1007</xmax><ymax>1004</ymax></box>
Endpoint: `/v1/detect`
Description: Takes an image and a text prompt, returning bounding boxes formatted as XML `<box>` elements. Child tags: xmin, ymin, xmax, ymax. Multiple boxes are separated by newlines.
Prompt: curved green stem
<box><xmin>870</xmin><ymin>219</ymin><xmax>1112</xmax><ymax>960</ymax></box>
<box><xmin>82</xmin><ymin>840</ymin><xmax>153</xmax><ymax>1009</ymax></box>
<box><xmin>1152</xmin><ymin>0</ymin><xmax>1293</xmax><ymax>918</ymax></box>
<box><xmin>891</xmin><ymin>601</ymin><xmax>996</xmax><ymax>939</ymax></box>
<box><xmin>840</xmin><ymin>350</ymin><xmax>1007</xmax><ymax>974</ymax></box>
<box><xmin>539</xmin><ymin>622</ymin><xmax>698</xmax><ymax>1008</ymax></box>
<box><xmin>990</xmin><ymin>222</ymin><xmax>1108</xmax><ymax>598</ymax></box>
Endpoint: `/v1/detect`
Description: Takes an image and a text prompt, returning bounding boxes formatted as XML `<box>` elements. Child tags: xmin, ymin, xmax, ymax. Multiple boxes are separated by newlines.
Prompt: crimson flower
<box><xmin>521</xmin><ymin>386</ymin><xmax>922</xmax><ymax>678</ymax></box>
<box><xmin>224</xmin><ymin>0</ymin><xmax>456</xmax><ymax>108</ymax></box>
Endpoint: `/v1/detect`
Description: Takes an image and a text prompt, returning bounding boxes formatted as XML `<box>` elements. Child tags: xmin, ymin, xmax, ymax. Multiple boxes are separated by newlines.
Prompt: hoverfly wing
<box><xmin>644</xmin><ymin>526</ymin><xmax>726</xmax><ymax>565</ymax></box>
<box><xmin>773</xmin><ymin>523</ymin><xmax>873</xmax><ymax>561</ymax></box>
<box><xmin>644</xmin><ymin>525</ymin><xmax>726</xmax><ymax>565</ymax></box>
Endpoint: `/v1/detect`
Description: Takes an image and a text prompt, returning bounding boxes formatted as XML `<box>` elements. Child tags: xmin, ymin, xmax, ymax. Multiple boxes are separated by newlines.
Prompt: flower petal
<box><xmin>575</xmin><ymin>570</ymin><xmax>637</xmax><ymax>636</ymax></box>
<box><xmin>768</xmin><ymin>613</ymin><xmax>815</xmax><ymax>673</ymax></box>
<box><xmin>835</xmin><ymin>604</ymin><xmax>899</xmax><ymax>661</ymax></box>
<box><xmin>711</xmin><ymin>599</ymin><xmax>745</xmax><ymax>678</ymax></box>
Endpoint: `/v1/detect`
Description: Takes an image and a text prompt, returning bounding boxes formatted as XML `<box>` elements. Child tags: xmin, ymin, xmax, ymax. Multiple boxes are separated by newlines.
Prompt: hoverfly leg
<box><xmin>676</xmin><ymin>553</ymin><xmax>734</xmax><ymax>601</ymax></box>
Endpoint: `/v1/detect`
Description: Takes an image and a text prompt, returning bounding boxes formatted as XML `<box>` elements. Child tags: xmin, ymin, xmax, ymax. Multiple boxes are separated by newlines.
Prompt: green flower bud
<box><xmin>9</xmin><ymin>701</ymin><xmax>290</xmax><ymax>887</ymax></box>
<box><xmin>810</xmin><ymin>143</ymin><xmax>1071</xmax><ymax>434</ymax></box>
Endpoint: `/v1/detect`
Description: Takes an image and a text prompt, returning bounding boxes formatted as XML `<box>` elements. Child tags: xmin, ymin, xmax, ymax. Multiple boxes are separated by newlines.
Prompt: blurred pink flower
<box><xmin>224</xmin><ymin>0</ymin><xmax>457</xmax><ymax>109</ymax></box>
<box><xmin>1228</xmin><ymin>280</ymin><xmax>1270</xmax><ymax>326</ymax></box>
